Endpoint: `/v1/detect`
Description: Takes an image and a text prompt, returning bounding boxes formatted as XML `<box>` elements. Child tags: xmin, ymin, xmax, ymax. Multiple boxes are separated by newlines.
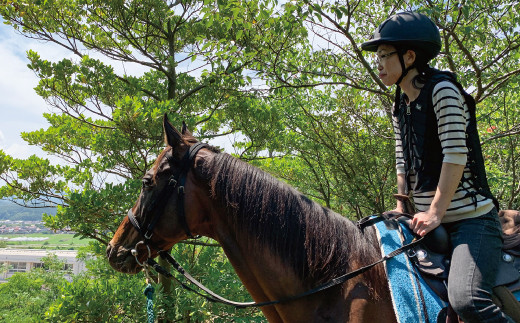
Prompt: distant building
<box><xmin>0</xmin><ymin>248</ymin><xmax>86</xmax><ymax>282</ymax></box>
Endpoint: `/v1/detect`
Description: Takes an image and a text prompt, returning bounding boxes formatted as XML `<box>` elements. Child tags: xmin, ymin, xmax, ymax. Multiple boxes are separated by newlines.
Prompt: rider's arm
<box><xmin>410</xmin><ymin>162</ymin><xmax>465</xmax><ymax>236</ymax></box>
<box><xmin>394</xmin><ymin>115</ymin><xmax>406</xmax><ymax>213</ymax></box>
<box><xmin>395</xmin><ymin>173</ymin><xmax>406</xmax><ymax>212</ymax></box>
<box><xmin>410</xmin><ymin>81</ymin><xmax>468</xmax><ymax>236</ymax></box>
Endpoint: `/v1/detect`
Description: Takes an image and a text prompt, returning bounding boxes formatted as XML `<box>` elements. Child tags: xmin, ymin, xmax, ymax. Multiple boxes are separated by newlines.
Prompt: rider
<box><xmin>361</xmin><ymin>12</ymin><xmax>512</xmax><ymax>322</ymax></box>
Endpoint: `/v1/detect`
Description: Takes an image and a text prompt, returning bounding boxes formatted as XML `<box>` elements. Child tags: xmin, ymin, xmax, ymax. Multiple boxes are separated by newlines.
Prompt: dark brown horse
<box><xmin>106</xmin><ymin>116</ymin><xmax>396</xmax><ymax>322</ymax></box>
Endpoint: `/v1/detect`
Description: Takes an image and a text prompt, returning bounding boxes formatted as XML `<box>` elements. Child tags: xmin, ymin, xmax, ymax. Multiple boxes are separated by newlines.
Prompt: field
<box><xmin>0</xmin><ymin>233</ymin><xmax>92</xmax><ymax>249</ymax></box>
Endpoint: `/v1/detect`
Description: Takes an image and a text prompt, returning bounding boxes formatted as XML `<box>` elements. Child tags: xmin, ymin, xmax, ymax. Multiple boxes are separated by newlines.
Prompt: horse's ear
<box><xmin>163</xmin><ymin>114</ymin><xmax>182</xmax><ymax>147</ymax></box>
<box><xmin>181</xmin><ymin>121</ymin><xmax>192</xmax><ymax>136</ymax></box>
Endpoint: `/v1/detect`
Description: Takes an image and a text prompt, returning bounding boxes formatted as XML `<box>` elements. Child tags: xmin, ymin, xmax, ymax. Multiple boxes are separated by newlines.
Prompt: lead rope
<box><xmin>143</xmin><ymin>267</ymin><xmax>155</xmax><ymax>323</ymax></box>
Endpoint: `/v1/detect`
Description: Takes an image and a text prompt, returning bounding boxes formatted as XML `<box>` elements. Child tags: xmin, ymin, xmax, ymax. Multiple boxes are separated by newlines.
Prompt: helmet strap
<box><xmin>395</xmin><ymin>52</ymin><xmax>415</xmax><ymax>86</ymax></box>
<box><xmin>393</xmin><ymin>52</ymin><xmax>415</xmax><ymax>114</ymax></box>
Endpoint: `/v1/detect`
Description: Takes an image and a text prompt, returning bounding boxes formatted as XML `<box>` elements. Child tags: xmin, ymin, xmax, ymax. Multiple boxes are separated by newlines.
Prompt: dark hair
<box><xmin>397</xmin><ymin>45</ymin><xmax>434</xmax><ymax>88</ymax></box>
<box><xmin>392</xmin><ymin>46</ymin><xmax>435</xmax><ymax>113</ymax></box>
<box><xmin>410</xmin><ymin>47</ymin><xmax>435</xmax><ymax>88</ymax></box>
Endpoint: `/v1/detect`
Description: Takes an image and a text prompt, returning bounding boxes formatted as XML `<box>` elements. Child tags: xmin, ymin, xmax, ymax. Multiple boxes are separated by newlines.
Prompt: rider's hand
<box><xmin>410</xmin><ymin>210</ymin><xmax>442</xmax><ymax>237</ymax></box>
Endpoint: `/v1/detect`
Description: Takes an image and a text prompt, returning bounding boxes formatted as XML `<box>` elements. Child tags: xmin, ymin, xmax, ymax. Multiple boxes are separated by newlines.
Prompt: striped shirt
<box><xmin>393</xmin><ymin>81</ymin><xmax>493</xmax><ymax>223</ymax></box>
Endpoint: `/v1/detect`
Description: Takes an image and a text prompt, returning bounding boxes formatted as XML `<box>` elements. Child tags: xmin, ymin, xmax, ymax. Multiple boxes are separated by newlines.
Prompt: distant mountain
<box><xmin>0</xmin><ymin>200</ymin><xmax>57</xmax><ymax>221</ymax></box>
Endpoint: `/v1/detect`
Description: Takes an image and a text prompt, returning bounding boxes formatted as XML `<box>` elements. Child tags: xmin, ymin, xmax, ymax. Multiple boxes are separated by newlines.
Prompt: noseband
<box><xmin>127</xmin><ymin>142</ymin><xmax>209</xmax><ymax>257</ymax></box>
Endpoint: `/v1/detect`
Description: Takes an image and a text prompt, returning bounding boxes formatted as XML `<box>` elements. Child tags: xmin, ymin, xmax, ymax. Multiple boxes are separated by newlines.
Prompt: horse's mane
<box><xmin>204</xmin><ymin>153</ymin><xmax>381</xmax><ymax>284</ymax></box>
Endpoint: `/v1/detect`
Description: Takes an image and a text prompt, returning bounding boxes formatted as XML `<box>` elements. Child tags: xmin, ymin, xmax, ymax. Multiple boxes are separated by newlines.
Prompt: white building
<box><xmin>0</xmin><ymin>248</ymin><xmax>86</xmax><ymax>282</ymax></box>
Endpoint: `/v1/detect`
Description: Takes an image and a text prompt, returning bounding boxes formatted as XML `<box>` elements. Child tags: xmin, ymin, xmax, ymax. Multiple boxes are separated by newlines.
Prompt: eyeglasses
<box><xmin>375</xmin><ymin>51</ymin><xmax>398</xmax><ymax>65</ymax></box>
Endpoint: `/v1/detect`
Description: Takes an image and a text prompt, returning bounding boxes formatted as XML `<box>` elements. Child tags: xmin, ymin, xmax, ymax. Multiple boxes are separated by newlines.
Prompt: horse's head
<box><xmin>106</xmin><ymin>115</ymin><xmax>216</xmax><ymax>274</ymax></box>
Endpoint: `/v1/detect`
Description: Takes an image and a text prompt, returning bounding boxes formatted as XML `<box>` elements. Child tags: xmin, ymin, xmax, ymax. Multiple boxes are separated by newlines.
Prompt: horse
<box><xmin>106</xmin><ymin>115</ymin><xmax>397</xmax><ymax>323</ymax></box>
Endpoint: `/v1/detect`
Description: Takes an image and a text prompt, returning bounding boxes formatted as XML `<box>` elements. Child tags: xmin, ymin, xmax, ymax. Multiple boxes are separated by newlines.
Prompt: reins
<box><xmin>128</xmin><ymin>142</ymin><xmax>424</xmax><ymax>309</ymax></box>
<box><xmin>146</xmin><ymin>215</ymin><xmax>424</xmax><ymax>309</ymax></box>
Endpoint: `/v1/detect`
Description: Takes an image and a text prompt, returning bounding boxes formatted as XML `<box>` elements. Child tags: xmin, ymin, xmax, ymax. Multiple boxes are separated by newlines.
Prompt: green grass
<box><xmin>0</xmin><ymin>233</ymin><xmax>92</xmax><ymax>249</ymax></box>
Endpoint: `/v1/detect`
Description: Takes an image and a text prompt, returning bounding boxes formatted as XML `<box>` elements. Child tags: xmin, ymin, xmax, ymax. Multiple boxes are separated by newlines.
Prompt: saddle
<box><xmin>389</xmin><ymin>195</ymin><xmax>520</xmax><ymax>320</ymax></box>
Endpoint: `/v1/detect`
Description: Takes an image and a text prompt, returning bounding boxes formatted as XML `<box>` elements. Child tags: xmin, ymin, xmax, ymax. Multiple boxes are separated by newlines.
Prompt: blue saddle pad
<box><xmin>374</xmin><ymin>217</ymin><xmax>520</xmax><ymax>322</ymax></box>
<box><xmin>374</xmin><ymin>218</ymin><xmax>446</xmax><ymax>323</ymax></box>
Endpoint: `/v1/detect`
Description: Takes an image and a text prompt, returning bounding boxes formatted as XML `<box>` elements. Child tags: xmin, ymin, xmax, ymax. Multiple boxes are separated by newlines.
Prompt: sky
<box><xmin>0</xmin><ymin>22</ymin><xmax>61</xmax><ymax>160</ymax></box>
<box><xmin>0</xmin><ymin>20</ymin><xmax>237</xmax><ymax>163</ymax></box>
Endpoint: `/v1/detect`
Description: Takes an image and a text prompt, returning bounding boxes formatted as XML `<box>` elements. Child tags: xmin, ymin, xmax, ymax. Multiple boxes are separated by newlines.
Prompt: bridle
<box><xmin>127</xmin><ymin>142</ymin><xmax>209</xmax><ymax>256</ymax></box>
<box><xmin>124</xmin><ymin>142</ymin><xmax>426</xmax><ymax>309</ymax></box>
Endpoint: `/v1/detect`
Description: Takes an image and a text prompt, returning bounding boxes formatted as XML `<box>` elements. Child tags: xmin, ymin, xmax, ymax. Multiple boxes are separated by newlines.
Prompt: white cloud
<box><xmin>4</xmin><ymin>142</ymin><xmax>33</xmax><ymax>159</ymax></box>
<box><xmin>0</xmin><ymin>20</ymin><xmax>216</xmax><ymax>161</ymax></box>
<box><xmin>0</xmin><ymin>22</ymin><xmax>150</xmax><ymax>160</ymax></box>
<box><xmin>0</xmin><ymin>38</ymin><xmax>48</xmax><ymax>113</ymax></box>
<box><xmin>0</xmin><ymin>24</ymin><xmax>57</xmax><ymax>160</ymax></box>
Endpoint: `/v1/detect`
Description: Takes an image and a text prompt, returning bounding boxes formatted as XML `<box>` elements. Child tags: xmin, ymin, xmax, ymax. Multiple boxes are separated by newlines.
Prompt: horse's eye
<box><xmin>142</xmin><ymin>178</ymin><xmax>153</xmax><ymax>189</ymax></box>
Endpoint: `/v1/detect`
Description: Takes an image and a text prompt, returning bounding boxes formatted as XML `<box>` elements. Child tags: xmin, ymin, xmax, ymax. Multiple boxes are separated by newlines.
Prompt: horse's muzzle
<box><xmin>106</xmin><ymin>242</ymin><xmax>141</xmax><ymax>274</ymax></box>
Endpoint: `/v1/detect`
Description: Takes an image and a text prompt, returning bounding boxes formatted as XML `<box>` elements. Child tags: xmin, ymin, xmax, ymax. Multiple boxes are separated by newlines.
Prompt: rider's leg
<box><xmin>445</xmin><ymin>208</ymin><xmax>514</xmax><ymax>323</ymax></box>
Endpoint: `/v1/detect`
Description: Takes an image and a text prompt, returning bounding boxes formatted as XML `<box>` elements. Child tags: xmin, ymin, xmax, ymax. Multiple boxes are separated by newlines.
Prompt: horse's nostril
<box><xmin>106</xmin><ymin>243</ymin><xmax>118</xmax><ymax>260</ymax></box>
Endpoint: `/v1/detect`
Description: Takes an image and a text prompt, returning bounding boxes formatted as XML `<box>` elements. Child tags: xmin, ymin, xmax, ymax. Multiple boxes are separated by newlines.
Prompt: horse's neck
<box><xmin>214</xmin><ymin>221</ymin><xmax>307</xmax><ymax>290</ymax></box>
<box><xmin>211</xmin><ymin>209</ymin><xmax>377</xmax><ymax>294</ymax></box>
<box><xmin>211</xmin><ymin>217</ymin><xmax>388</xmax><ymax>323</ymax></box>
<box><xmin>210</xmin><ymin>228</ymin><xmax>299</xmax><ymax>322</ymax></box>
<box><xmin>201</xmin><ymin>155</ymin><xmax>387</xmax><ymax>320</ymax></box>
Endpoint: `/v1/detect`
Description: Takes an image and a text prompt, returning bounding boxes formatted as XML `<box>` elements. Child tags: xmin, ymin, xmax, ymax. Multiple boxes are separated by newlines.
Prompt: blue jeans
<box><xmin>443</xmin><ymin>208</ymin><xmax>513</xmax><ymax>322</ymax></box>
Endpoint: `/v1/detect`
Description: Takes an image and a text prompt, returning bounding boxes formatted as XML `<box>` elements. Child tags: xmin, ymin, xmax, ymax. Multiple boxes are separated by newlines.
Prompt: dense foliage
<box><xmin>1</xmin><ymin>0</ymin><xmax>520</xmax><ymax>321</ymax></box>
<box><xmin>0</xmin><ymin>242</ymin><xmax>263</xmax><ymax>322</ymax></box>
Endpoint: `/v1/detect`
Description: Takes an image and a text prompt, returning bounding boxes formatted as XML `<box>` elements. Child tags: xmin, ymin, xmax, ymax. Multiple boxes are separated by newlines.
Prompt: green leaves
<box><xmin>1</xmin><ymin>1</ymin><xmax>520</xmax><ymax>320</ymax></box>
<box><xmin>244</xmin><ymin>87</ymin><xmax>396</xmax><ymax>217</ymax></box>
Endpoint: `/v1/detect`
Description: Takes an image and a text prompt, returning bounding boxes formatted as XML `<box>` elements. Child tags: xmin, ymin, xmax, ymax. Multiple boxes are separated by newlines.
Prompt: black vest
<box><xmin>393</xmin><ymin>69</ymin><xmax>499</xmax><ymax>209</ymax></box>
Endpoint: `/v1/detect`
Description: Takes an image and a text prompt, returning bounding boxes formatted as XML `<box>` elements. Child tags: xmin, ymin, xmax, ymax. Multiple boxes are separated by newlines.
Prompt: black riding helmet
<box><xmin>362</xmin><ymin>12</ymin><xmax>441</xmax><ymax>85</ymax></box>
